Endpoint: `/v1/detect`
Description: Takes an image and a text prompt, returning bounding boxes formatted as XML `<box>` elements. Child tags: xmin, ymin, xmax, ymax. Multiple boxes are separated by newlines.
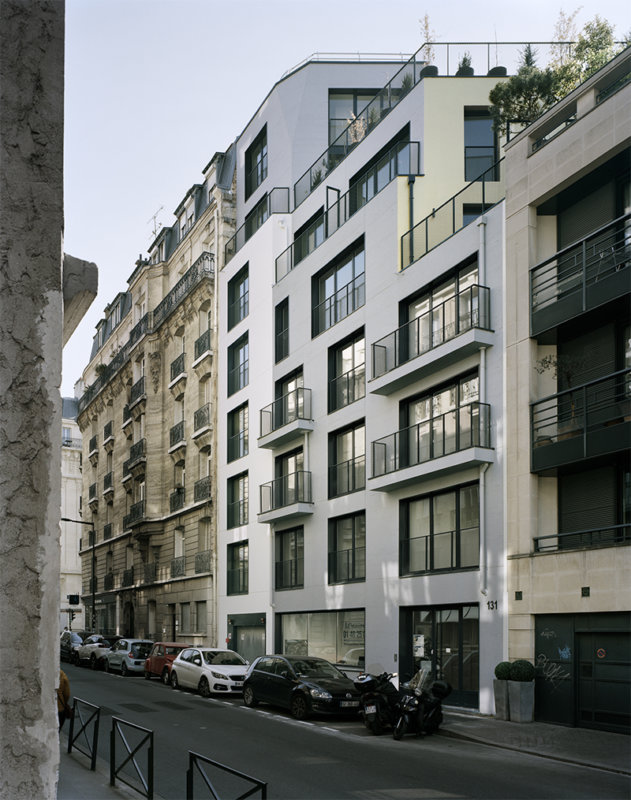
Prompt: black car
<box><xmin>60</xmin><ymin>630</ymin><xmax>88</xmax><ymax>663</ymax></box>
<box><xmin>243</xmin><ymin>655</ymin><xmax>360</xmax><ymax>720</ymax></box>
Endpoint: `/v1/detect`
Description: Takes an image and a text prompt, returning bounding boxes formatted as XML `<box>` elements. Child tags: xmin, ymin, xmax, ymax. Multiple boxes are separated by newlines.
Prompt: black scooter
<box><xmin>392</xmin><ymin>675</ymin><xmax>451</xmax><ymax>740</ymax></box>
<box><xmin>354</xmin><ymin>671</ymin><xmax>401</xmax><ymax>735</ymax></box>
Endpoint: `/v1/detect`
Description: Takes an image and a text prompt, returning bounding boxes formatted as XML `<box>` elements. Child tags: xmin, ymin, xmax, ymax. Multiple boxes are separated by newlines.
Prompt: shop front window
<box><xmin>279</xmin><ymin>609</ymin><xmax>365</xmax><ymax>667</ymax></box>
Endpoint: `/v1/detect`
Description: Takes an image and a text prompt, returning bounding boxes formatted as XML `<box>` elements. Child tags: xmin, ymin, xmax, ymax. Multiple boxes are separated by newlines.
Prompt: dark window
<box><xmin>312</xmin><ymin>243</ymin><xmax>365</xmax><ymax>336</ymax></box>
<box><xmin>400</xmin><ymin>483</ymin><xmax>479</xmax><ymax>575</ymax></box>
<box><xmin>228</xmin><ymin>334</ymin><xmax>248</xmax><ymax>395</ymax></box>
<box><xmin>328</xmin><ymin>330</ymin><xmax>365</xmax><ymax>412</ymax></box>
<box><xmin>272</xmin><ymin>447</ymin><xmax>305</xmax><ymax>508</ymax></box>
<box><xmin>227</xmin><ymin>541</ymin><xmax>248</xmax><ymax>595</ymax></box>
<box><xmin>328</xmin><ymin>512</ymin><xmax>365</xmax><ymax>584</ymax></box>
<box><xmin>245</xmin><ymin>126</ymin><xmax>268</xmax><ymax>199</ymax></box>
<box><xmin>328</xmin><ymin>89</ymin><xmax>379</xmax><ymax>144</ymax></box>
<box><xmin>275</xmin><ymin>527</ymin><xmax>304</xmax><ymax>590</ymax></box>
<box><xmin>329</xmin><ymin>420</ymin><xmax>365</xmax><ymax>498</ymax></box>
<box><xmin>227</xmin><ymin>472</ymin><xmax>248</xmax><ymax>528</ymax></box>
<box><xmin>275</xmin><ymin>298</ymin><xmax>289</xmax><ymax>363</ymax></box>
<box><xmin>228</xmin><ymin>265</ymin><xmax>249</xmax><ymax>330</ymax></box>
<box><xmin>227</xmin><ymin>403</ymin><xmax>248</xmax><ymax>463</ymax></box>
<box><xmin>244</xmin><ymin>194</ymin><xmax>269</xmax><ymax>240</ymax></box>
<box><xmin>464</xmin><ymin>108</ymin><xmax>498</xmax><ymax>181</ymax></box>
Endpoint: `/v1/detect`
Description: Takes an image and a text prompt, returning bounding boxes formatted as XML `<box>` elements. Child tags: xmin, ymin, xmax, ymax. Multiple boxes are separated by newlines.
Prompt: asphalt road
<box><xmin>63</xmin><ymin>663</ymin><xmax>630</xmax><ymax>800</ymax></box>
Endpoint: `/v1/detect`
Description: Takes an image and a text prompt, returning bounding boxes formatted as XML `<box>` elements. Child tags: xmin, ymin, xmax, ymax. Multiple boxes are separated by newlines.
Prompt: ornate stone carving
<box><xmin>149</xmin><ymin>352</ymin><xmax>161</xmax><ymax>394</ymax></box>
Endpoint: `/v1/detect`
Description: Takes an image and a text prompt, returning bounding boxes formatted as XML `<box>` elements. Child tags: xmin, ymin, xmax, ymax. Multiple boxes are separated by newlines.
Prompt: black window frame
<box><xmin>275</xmin><ymin>298</ymin><xmax>289</xmax><ymax>363</ymax></box>
<box><xmin>227</xmin><ymin>540</ymin><xmax>249</xmax><ymax>595</ymax></box>
<box><xmin>227</xmin><ymin>472</ymin><xmax>248</xmax><ymax>529</ymax></box>
<box><xmin>328</xmin><ymin>328</ymin><xmax>365</xmax><ymax>413</ymax></box>
<box><xmin>245</xmin><ymin>125</ymin><xmax>268</xmax><ymax>200</ymax></box>
<box><xmin>227</xmin><ymin>333</ymin><xmax>249</xmax><ymax>396</ymax></box>
<box><xmin>227</xmin><ymin>402</ymin><xmax>249</xmax><ymax>463</ymax></box>
<box><xmin>464</xmin><ymin>108</ymin><xmax>498</xmax><ymax>182</ymax></box>
<box><xmin>328</xmin><ymin>511</ymin><xmax>366</xmax><ymax>584</ymax></box>
<box><xmin>275</xmin><ymin>526</ymin><xmax>304</xmax><ymax>591</ymax></box>
<box><xmin>312</xmin><ymin>240</ymin><xmax>365</xmax><ymax>337</ymax></box>
<box><xmin>228</xmin><ymin>264</ymin><xmax>249</xmax><ymax>330</ymax></box>
<box><xmin>328</xmin><ymin>419</ymin><xmax>366</xmax><ymax>498</ymax></box>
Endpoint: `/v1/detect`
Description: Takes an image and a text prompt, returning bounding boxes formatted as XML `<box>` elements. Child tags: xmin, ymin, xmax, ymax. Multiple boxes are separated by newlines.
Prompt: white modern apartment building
<box><xmin>60</xmin><ymin>397</ymin><xmax>84</xmax><ymax>631</ymax></box>
<box><xmin>217</xmin><ymin>45</ymin><xmax>511</xmax><ymax>711</ymax></box>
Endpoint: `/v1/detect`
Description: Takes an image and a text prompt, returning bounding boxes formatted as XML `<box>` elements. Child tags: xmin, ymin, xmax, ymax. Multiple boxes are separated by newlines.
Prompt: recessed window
<box><xmin>245</xmin><ymin>126</ymin><xmax>268</xmax><ymax>199</ymax></box>
<box><xmin>312</xmin><ymin>242</ymin><xmax>365</xmax><ymax>337</ymax></box>
<box><xmin>228</xmin><ymin>265</ymin><xmax>249</xmax><ymax>330</ymax></box>
<box><xmin>275</xmin><ymin>527</ymin><xmax>304</xmax><ymax>590</ymax></box>
<box><xmin>227</xmin><ymin>403</ymin><xmax>248</xmax><ymax>463</ymax></box>
<box><xmin>328</xmin><ymin>420</ymin><xmax>365</xmax><ymax>498</ymax></box>
<box><xmin>228</xmin><ymin>333</ymin><xmax>249</xmax><ymax>396</ymax></box>
<box><xmin>227</xmin><ymin>540</ymin><xmax>248</xmax><ymax>595</ymax></box>
<box><xmin>328</xmin><ymin>512</ymin><xmax>366</xmax><ymax>584</ymax></box>
<box><xmin>328</xmin><ymin>330</ymin><xmax>365</xmax><ymax>412</ymax></box>
<box><xmin>227</xmin><ymin>472</ymin><xmax>248</xmax><ymax>529</ymax></box>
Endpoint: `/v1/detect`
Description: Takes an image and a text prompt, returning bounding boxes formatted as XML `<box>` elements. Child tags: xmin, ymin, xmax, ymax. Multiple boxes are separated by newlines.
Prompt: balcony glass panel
<box><xmin>372</xmin><ymin>402</ymin><xmax>490</xmax><ymax>476</ymax></box>
<box><xmin>259</xmin><ymin>471</ymin><xmax>312</xmax><ymax>514</ymax></box>
<box><xmin>260</xmin><ymin>388</ymin><xmax>311</xmax><ymax>437</ymax></box>
<box><xmin>328</xmin><ymin>455</ymin><xmax>366</xmax><ymax>497</ymax></box>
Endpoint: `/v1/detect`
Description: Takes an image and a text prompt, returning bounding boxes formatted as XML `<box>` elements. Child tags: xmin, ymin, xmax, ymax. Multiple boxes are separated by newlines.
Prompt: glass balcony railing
<box><xmin>328</xmin><ymin>546</ymin><xmax>366</xmax><ymax>583</ymax></box>
<box><xmin>275</xmin><ymin>558</ymin><xmax>304</xmax><ymax>590</ymax></box>
<box><xmin>312</xmin><ymin>274</ymin><xmax>365</xmax><ymax>336</ymax></box>
<box><xmin>260</xmin><ymin>388</ymin><xmax>312</xmax><ymax>437</ymax></box>
<box><xmin>372</xmin><ymin>402</ymin><xmax>491</xmax><ymax>477</ymax></box>
<box><xmin>277</xmin><ymin>141</ymin><xmax>420</xmax><ymax>283</ymax></box>
<box><xmin>372</xmin><ymin>285</ymin><xmax>491</xmax><ymax>378</ymax></box>
<box><xmin>328</xmin><ymin>454</ymin><xmax>366</xmax><ymax>498</ymax></box>
<box><xmin>259</xmin><ymin>471</ymin><xmax>312</xmax><ymax>514</ymax></box>
<box><xmin>400</xmin><ymin>526</ymin><xmax>479</xmax><ymax>574</ymax></box>
<box><xmin>530</xmin><ymin>214</ymin><xmax>630</xmax><ymax>336</ymax></box>
<box><xmin>401</xmin><ymin>159</ymin><xmax>504</xmax><ymax>268</ymax></box>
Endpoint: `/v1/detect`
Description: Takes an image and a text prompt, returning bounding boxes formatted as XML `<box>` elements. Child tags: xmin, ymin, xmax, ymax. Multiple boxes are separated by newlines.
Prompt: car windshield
<box><xmin>165</xmin><ymin>646</ymin><xmax>183</xmax><ymax>656</ymax></box>
<box><xmin>203</xmin><ymin>651</ymin><xmax>246</xmax><ymax>666</ymax></box>
<box><xmin>131</xmin><ymin>643</ymin><xmax>152</xmax><ymax>658</ymax></box>
<box><xmin>287</xmin><ymin>658</ymin><xmax>343</xmax><ymax>679</ymax></box>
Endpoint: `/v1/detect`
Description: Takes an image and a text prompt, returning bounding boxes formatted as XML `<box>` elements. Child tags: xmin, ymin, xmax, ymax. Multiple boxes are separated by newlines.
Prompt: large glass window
<box><xmin>227</xmin><ymin>334</ymin><xmax>248</xmax><ymax>396</ymax></box>
<box><xmin>312</xmin><ymin>243</ymin><xmax>365</xmax><ymax>336</ymax></box>
<box><xmin>275</xmin><ymin>298</ymin><xmax>289</xmax><ymax>363</ymax></box>
<box><xmin>228</xmin><ymin>265</ymin><xmax>249</xmax><ymax>330</ymax></box>
<box><xmin>329</xmin><ymin>90</ymin><xmax>378</xmax><ymax>144</ymax></box>
<box><xmin>279</xmin><ymin>609</ymin><xmax>365</xmax><ymax>667</ymax></box>
<box><xmin>328</xmin><ymin>512</ymin><xmax>366</xmax><ymax>584</ymax></box>
<box><xmin>329</xmin><ymin>420</ymin><xmax>365</xmax><ymax>498</ymax></box>
<box><xmin>227</xmin><ymin>472</ymin><xmax>248</xmax><ymax>528</ymax></box>
<box><xmin>275</xmin><ymin>527</ymin><xmax>304</xmax><ymax>590</ymax></box>
<box><xmin>464</xmin><ymin>109</ymin><xmax>498</xmax><ymax>181</ymax></box>
<box><xmin>400</xmin><ymin>483</ymin><xmax>479</xmax><ymax>575</ymax></box>
<box><xmin>328</xmin><ymin>330</ymin><xmax>365</xmax><ymax>412</ymax></box>
<box><xmin>227</xmin><ymin>541</ymin><xmax>248</xmax><ymax>595</ymax></box>
<box><xmin>245</xmin><ymin>126</ymin><xmax>268</xmax><ymax>199</ymax></box>
<box><xmin>227</xmin><ymin>403</ymin><xmax>248</xmax><ymax>463</ymax></box>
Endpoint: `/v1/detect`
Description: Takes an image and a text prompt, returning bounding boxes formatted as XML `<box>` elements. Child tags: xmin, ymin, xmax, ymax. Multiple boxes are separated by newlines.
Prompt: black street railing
<box><xmin>372</xmin><ymin>284</ymin><xmax>491</xmax><ymax>377</ymax></box>
<box><xmin>67</xmin><ymin>697</ymin><xmax>101</xmax><ymax>771</ymax></box>
<box><xmin>110</xmin><ymin>717</ymin><xmax>153</xmax><ymax>799</ymax></box>
<box><xmin>372</xmin><ymin>402</ymin><xmax>491</xmax><ymax>477</ymax></box>
<box><xmin>186</xmin><ymin>750</ymin><xmax>267</xmax><ymax>799</ymax></box>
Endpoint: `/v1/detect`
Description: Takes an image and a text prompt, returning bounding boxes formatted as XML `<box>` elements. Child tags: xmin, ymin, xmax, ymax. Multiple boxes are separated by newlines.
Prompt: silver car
<box><xmin>105</xmin><ymin>639</ymin><xmax>153</xmax><ymax>676</ymax></box>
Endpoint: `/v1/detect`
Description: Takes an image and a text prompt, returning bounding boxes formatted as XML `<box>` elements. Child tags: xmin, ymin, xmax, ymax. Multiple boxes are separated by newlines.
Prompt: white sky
<box><xmin>62</xmin><ymin>0</ymin><xmax>630</xmax><ymax>396</ymax></box>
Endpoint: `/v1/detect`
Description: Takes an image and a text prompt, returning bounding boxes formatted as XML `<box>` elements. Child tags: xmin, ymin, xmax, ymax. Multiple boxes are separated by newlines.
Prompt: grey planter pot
<box><xmin>508</xmin><ymin>680</ymin><xmax>534</xmax><ymax>722</ymax></box>
<box><xmin>493</xmin><ymin>679</ymin><xmax>509</xmax><ymax>720</ymax></box>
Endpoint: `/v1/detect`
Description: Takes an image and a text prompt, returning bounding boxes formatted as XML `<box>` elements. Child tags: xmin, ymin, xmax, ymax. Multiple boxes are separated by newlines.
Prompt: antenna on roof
<box><xmin>147</xmin><ymin>206</ymin><xmax>164</xmax><ymax>239</ymax></box>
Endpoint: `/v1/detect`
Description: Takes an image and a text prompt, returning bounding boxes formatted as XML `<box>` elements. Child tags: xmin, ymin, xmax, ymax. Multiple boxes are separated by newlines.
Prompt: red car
<box><xmin>144</xmin><ymin>642</ymin><xmax>191</xmax><ymax>684</ymax></box>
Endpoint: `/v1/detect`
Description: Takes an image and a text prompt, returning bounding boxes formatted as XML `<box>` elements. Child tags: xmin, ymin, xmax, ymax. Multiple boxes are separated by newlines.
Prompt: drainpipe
<box><xmin>212</xmin><ymin>200</ymin><xmax>220</xmax><ymax>647</ymax></box>
<box><xmin>408</xmin><ymin>175</ymin><xmax>415</xmax><ymax>265</ymax></box>
<box><xmin>479</xmin><ymin>461</ymin><xmax>490</xmax><ymax>597</ymax></box>
<box><xmin>477</xmin><ymin>215</ymin><xmax>487</xmax><ymax>286</ymax></box>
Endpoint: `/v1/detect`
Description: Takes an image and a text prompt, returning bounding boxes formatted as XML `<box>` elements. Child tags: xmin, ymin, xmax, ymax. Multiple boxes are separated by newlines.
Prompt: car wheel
<box><xmin>171</xmin><ymin>671</ymin><xmax>179</xmax><ymax>689</ymax></box>
<box><xmin>144</xmin><ymin>670</ymin><xmax>151</xmax><ymax>680</ymax></box>
<box><xmin>161</xmin><ymin>668</ymin><xmax>170</xmax><ymax>685</ymax></box>
<box><xmin>290</xmin><ymin>693</ymin><xmax>310</xmax><ymax>721</ymax></box>
<box><xmin>198</xmin><ymin>677</ymin><xmax>211</xmax><ymax>698</ymax></box>
<box><xmin>90</xmin><ymin>654</ymin><xmax>97</xmax><ymax>670</ymax></box>
<box><xmin>121</xmin><ymin>662</ymin><xmax>129</xmax><ymax>677</ymax></box>
<box><xmin>243</xmin><ymin>685</ymin><xmax>258</xmax><ymax>707</ymax></box>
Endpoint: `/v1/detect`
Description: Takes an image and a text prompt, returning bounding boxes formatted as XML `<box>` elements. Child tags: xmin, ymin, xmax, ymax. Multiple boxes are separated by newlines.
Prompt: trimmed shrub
<box><xmin>494</xmin><ymin>661</ymin><xmax>512</xmax><ymax>680</ymax></box>
<box><xmin>509</xmin><ymin>659</ymin><xmax>535</xmax><ymax>682</ymax></box>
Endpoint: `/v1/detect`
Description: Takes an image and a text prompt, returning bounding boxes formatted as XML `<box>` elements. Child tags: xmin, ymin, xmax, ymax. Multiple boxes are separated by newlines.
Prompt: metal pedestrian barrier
<box><xmin>110</xmin><ymin>716</ymin><xmax>154</xmax><ymax>799</ymax></box>
<box><xmin>186</xmin><ymin>751</ymin><xmax>267</xmax><ymax>799</ymax></box>
<box><xmin>67</xmin><ymin>697</ymin><xmax>100</xmax><ymax>771</ymax></box>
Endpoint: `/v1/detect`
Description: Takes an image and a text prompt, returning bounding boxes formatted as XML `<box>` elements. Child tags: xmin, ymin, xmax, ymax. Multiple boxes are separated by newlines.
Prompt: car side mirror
<box><xmin>280</xmin><ymin>670</ymin><xmax>290</xmax><ymax>680</ymax></box>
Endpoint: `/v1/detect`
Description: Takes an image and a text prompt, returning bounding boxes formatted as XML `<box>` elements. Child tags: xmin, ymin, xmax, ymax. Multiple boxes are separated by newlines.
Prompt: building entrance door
<box><xmin>577</xmin><ymin>631</ymin><xmax>630</xmax><ymax>733</ymax></box>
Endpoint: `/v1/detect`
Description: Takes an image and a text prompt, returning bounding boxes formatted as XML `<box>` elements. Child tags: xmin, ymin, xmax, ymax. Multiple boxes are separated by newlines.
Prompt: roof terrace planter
<box><xmin>129</xmin><ymin>375</ymin><xmax>146</xmax><ymax>419</ymax></box>
<box><xmin>169</xmin><ymin>352</ymin><xmax>187</xmax><ymax>399</ymax></box>
<box><xmin>170</xmin><ymin>555</ymin><xmax>186</xmax><ymax>579</ymax></box>
<box><xmin>530</xmin><ymin>214</ymin><xmax>630</xmax><ymax>338</ymax></box>
<box><xmin>258</xmin><ymin>388</ymin><xmax>313</xmax><ymax>449</ymax></box>
<box><xmin>169</xmin><ymin>487</ymin><xmax>185</xmax><ymax>513</ymax></box>
<box><xmin>194</xmin><ymin>476</ymin><xmax>211</xmax><ymax>503</ymax></box>
<box><xmin>123</xmin><ymin>499</ymin><xmax>146</xmax><ymax>530</ymax></box>
<box><xmin>531</xmin><ymin>369</ymin><xmax>631</xmax><ymax>473</ymax></box>
<box><xmin>370</xmin><ymin>402</ymin><xmax>493</xmax><ymax>491</ymax></box>
<box><xmin>193</xmin><ymin>329</ymin><xmax>212</xmax><ymax>372</ymax></box>
<box><xmin>370</xmin><ymin>284</ymin><xmax>493</xmax><ymax>396</ymax></box>
<box><xmin>195</xmin><ymin>549</ymin><xmax>212</xmax><ymax>574</ymax></box>
<box><xmin>258</xmin><ymin>471</ymin><xmax>313</xmax><ymax>524</ymax></box>
<box><xmin>168</xmin><ymin>421</ymin><xmax>186</xmax><ymax>463</ymax></box>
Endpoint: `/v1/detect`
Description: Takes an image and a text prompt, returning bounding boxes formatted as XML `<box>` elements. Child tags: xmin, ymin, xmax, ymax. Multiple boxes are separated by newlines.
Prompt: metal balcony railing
<box><xmin>227</xmin><ymin>499</ymin><xmax>248</xmax><ymax>529</ymax></box>
<box><xmin>103</xmin><ymin>421</ymin><xmax>113</xmax><ymax>440</ymax></box>
<box><xmin>194</xmin><ymin>328</ymin><xmax>211</xmax><ymax>360</ymax></box>
<box><xmin>103</xmin><ymin>523</ymin><xmax>112</xmax><ymax>540</ymax></box>
<box><xmin>130</xmin><ymin>376</ymin><xmax>146</xmax><ymax>405</ymax></box>
<box><xmin>534</xmin><ymin>524</ymin><xmax>631</xmax><ymax>553</ymax></box>
<box><xmin>400</xmin><ymin>526</ymin><xmax>479</xmax><ymax>575</ymax></box>
<box><xmin>372</xmin><ymin>402</ymin><xmax>491</xmax><ymax>477</ymax></box>
<box><xmin>143</xmin><ymin>562</ymin><xmax>156</xmax><ymax>584</ymax></box>
<box><xmin>259</xmin><ymin>471</ymin><xmax>312</xmax><ymax>514</ymax></box>
<box><xmin>275</xmin><ymin>558</ymin><xmax>304</xmax><ymax>590</ymax></box>
<box><xmin>195</xmin><ymin>549</ymin><xmax>211</xmax><ymax>574</ymax></box>
<box><xmin>104</xmin><ymin>572</ymin><xmax>114</xmax><ymax>591</ymax></box>
<box><xmin>228</xmin><ymin>429</ymin><xmax>248</xmax><ymax>461</ymax></box>
<box><xmin>170</xmin><ymin>421</ymin><xmax>185</xmax><ymax>448</ymax></box>
<box><xmin>194</xmin><ymin>403</ymin><xmax>211</xmax><ymax>432</ymax></box>
<box><xmin>328</xmin><ymin>454</ymin><xmax>366</xmax><ymax>498</ymax></box>
<box><xmin>312</xmin><ymin>273</ymin><xmax>365</xmax><ymax>336</ymax></box>
<box><xmin>129</xmin><ymin>438</ymin><xmax>146</xmax><ymax>465</ymax></box>
<box><xmin>227</xmin><ymin>567</ymin><xmax>248</xmax><ymax>595</ymax></box>
<box><xmin>123</xmin><ymin>500</ymin><xmax>145</xmax><ymax>529</ymax></box>
<box><xmin>89</xmin><ymin>435</ymin><xmax>98</xmax><ymax>454</ymax></box>
<box><xmin>170</xmin><ymin>555</ymin><xmax>186</xmax><ymax>578</ymax></box>
<box><xmin>530</xmin><ymin>214</ymin><xmax>630</xmax><ymax>335</ymax></box>
<box><xmin>194</xmin><ymin>476</ymin><xmax>211</xmax><ymax>502</ymax></box>
<box><xmin>103</xmin><ymin>472</ymin><xmax>113</xmax><ymax>493</ymax></box>
<box><xmin>260</xmin><ymin>388</ymin><xmax>311</xmax><ymax>437</ymax></box>
<box><xmin>89</xmin><ymin>483</ymin><xmax>97</xmax><ymax>500</ymax></box>
<box><xmin>329</xmin><ymin>363</ymin><xmax>365</xmax><ymax>412</ymax></box>
<box><xmin>170</xmin><ymin>488</ymin><xmax>185</xmax><ymax>513</ymax></box>
<box><xmin>372</xmin><ymin>284</ymin><xmax>491</xmax><ymax>378</ymax></box>
<box><xmin>328</xmin><ymin>546</ymin><xmax>366</xmax><ymax>583</ymax></box>
<box><xmin>170</xmin><ymin>352</ymin><xmax>186</xmax><ymax>382</ymax></box>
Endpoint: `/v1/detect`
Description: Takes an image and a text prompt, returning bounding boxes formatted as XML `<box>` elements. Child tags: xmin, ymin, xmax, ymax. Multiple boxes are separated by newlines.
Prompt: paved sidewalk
<box><xmin>440</xmin><ymin>709</ymin><xmax>631</xmax><ymax>775</ymax></box>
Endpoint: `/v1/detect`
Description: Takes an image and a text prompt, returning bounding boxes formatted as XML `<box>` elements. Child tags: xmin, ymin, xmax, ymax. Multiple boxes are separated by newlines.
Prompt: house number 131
<box><xmin>487</xmin><ymin>600</ymin><xmax>498</xmax><ymax>610</ymax></box>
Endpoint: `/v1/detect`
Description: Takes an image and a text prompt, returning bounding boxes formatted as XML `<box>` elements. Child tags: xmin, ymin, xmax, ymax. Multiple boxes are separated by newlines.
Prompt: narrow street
<box><xmin>64</xmin><ymin>664</ymin><xmax>630</xmax><ymax>799</ymax></box>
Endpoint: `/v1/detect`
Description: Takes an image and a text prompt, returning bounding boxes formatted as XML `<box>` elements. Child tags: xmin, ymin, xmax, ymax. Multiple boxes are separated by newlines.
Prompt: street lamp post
<box><xmin>61</xmin><ymin>516</ymin><xmax>96</xmax><ymax>631</ymax></box>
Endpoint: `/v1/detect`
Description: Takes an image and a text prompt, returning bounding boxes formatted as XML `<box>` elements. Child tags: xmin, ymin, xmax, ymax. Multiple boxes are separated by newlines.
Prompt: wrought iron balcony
<box><xmin>170</xmin><ymin>487</ymin><xmax>185</xmax><ymax>513</ymax></box>
<box><xmin>88</xmin><ymin>435</ymin><xmax>98</xmax><ymax>455</ymax></box>
<box><xmin>121</xmin><ymin>567</ymin><xmax>134</xmax><ymax>587</ymax></box>
<box><xmin>259</xmin><ymin>471</ymin><xmax>312</xmax><ymax>519</ymax></box>
<box><xmin>123</xmin><ymin>499</ymin><xmax>145</xmax><ymax>529</ymax></box>
<box><xmin>194</xmin><ymin>329</ymin><xmax>211</xmax><ymax>361</ymax></box>
<box><xmin>328</xmin><ymin>454</ymin><xmax>366</xmax><ymax>498</ymax></box>
<box><xmin>103</xmin><ymin>523</ymin><xmax>112</xmax><ymax>540</ymax></box>
<box><xmin>530</xmin><ymin>214</ymin><xmax>630</xmax><ymax>337</ymax></box>
<box><xmin>400</xmin><ymin>527</ymin><xmax>479</xmax><ymax>575</ymax></box>
<box><xmin>531</xmin><ymin>369</ymin><xmax>631</xmax><ymax>472</ymax></box>
<box><xmin>170</xmin><ymin>352</ymin><xmax>186</xmax><ymax>382</ymax></box>
<box><xmin>103</xmin><ymin>421</ymin><xmax>113</xmax><ymax>440</ymax></box>
<box><xmin>195</xmin><ymin>549</ymin><xmax>211</xmax><ymax>574</ymax></box>
<box><xmin>170</xmin><ymin>555</ymin><xmax>186</xmax><ymax>578</ymax></box>
<box><xmin>143</xmin><ymin>562</ymin><xmax>157</xmax><ymax>584</ymax></box>
<box><xmin>89</xmin><ymin>483</ymin><xmax>97</xmax><ymax>500</ymax></box>
<box><xmin>194</xmin><ymin>476</ymin><xmax>211</xmax><ymax>503</ymax></box>
<box><xmin>194</xmin><ymin>403</ymin><xmax>211</xmax><ymax>432</ymax></box>
<box><xmin>104</xmin><ymin>572</ymin><xmax>114</xmax><ymax>591</ymax></box>
<box><xmin>259</xmin><ymin>388</ymin><xmax>312</xmax><ymax>447</ymax></box>
<box><xmin>130</xmin><ymin>375</ymin><xmax>146</xmax><ymax>406</ymax></box>
<box><xmin>170</xmin><ymin>421</ymin><xmax>185</xmax><ymax>449</ymax></box>
<box><xmin>103</xmin><ymin>471</ymin><xmax>113</xmax><ymax>496</ymax></box>
<box><xmin>129</xmin><ymin>438</ymin><xmax>146</xmax><ymax>466</ymax></box>
<box><xmin>534</xmin><ymin>524</ymin><xmax>631</xmax><ymax>553</ymax></box>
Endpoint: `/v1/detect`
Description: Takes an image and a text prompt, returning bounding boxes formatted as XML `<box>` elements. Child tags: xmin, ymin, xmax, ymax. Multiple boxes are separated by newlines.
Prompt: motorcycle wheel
<box><xmin>393</xmin><ymin>716</ymin><xmax>407</xmax><ymax>740</ymax></box>
<box><xmin>368</xmin><ymin>719</ymin><xmax>383</xmax><ymax>736</ymax></box>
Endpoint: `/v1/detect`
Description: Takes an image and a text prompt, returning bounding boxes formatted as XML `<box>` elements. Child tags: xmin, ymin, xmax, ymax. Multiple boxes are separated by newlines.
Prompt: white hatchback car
<box><xmin>170</xmin><ymin>648</ymin><xmax>248</xmax><ymax>696</ymax></box>
<box><xmin>105</xmin><ymin>639</ymin><xmax>153</xmax><ymax>676</ymax></box>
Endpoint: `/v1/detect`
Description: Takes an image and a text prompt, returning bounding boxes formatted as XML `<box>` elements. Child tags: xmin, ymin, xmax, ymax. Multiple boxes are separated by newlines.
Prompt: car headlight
<box><xmin>310</xmin><ymin>688</ymin><xmax>332</xmax><ymax>701</ymax></box>
<box><xmin>211</xmin><ymin>671</ymin><xmax>225</xmax><ymax>680</ymax></box>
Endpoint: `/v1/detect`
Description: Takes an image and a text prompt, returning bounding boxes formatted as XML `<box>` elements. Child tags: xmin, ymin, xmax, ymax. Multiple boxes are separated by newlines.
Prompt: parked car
<box><xmin>60</xmin><ymin>630</ymin><xmax>89</xmax><ymax>663</ymax></box>
<box><xmin>76</xmin><ymin>634</ymin><xmax>122</xmax><ymax>669</ymax></box>
<box><xmin>243</xmin><ymin>655</ymin><xmax>361</xmax><ymax>720</ymax></box>
<box><xmin>105</xmin><ymin>639</ymin><xmax>153</xmax><ymax>676</ymax></box>
<box><xmin>144</xmin><ymin>642</ymin><xmax>191</xmax><ymax>683</ymax></box>
<box><xmin>170</xmin><ymin>648</ymin><xmax>248</xmax><ymax>696</ymax></box>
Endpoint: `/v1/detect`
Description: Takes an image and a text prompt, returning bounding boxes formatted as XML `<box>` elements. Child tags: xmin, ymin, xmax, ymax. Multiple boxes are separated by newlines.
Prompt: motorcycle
<box><xmin>354</xmin><ymin>671</ymin><xmax>401</xmax><ymax>735</ymax></box>
<box><xmin>392</xmin><ymin>672</ymin><xmax>451</xmax><ymax>740</ymax></box>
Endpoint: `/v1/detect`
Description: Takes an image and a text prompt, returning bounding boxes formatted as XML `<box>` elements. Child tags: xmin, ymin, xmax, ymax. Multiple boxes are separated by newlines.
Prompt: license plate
<box><xmin>365</xmin><ymin>704</ymin><xmax>377</xmax><ymax>714</ymax></box>
<box><xmin>340</xmin><ymin>700</ymin><xmax>359</xmax><ymax>708</ymax></box>
<box><xmin>234</xmin><ymin>682</ymin><xmax>243</xmax><ymax>687</ymax></box>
